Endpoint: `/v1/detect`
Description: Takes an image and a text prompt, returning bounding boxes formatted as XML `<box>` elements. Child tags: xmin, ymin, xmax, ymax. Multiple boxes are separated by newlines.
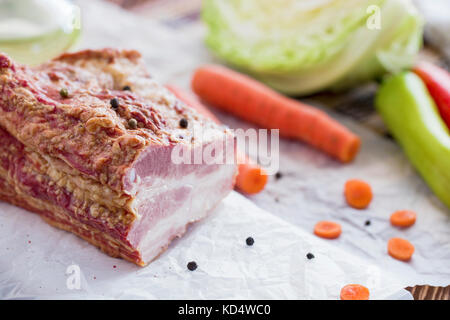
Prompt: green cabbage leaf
<box><xmin>203</xmin><ymin>0</ymin><xmax>423</xmax><ymax>96</ymax></box>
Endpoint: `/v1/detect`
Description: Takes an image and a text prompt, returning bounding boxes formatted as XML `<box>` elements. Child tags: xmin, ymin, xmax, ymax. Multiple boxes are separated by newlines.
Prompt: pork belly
<box><xmin>0</xmin><ymin>49</ymin><xmax>237</xmax><ymax>266</ymax></box>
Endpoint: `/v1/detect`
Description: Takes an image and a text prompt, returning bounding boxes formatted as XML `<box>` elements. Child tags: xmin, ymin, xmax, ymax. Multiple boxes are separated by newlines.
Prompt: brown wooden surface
<box><xmin>406</xmin><ymin>285</ymin><xmax>450</xmax><ymax>300</ymax></box>
<box><xmin>105</xmin><ymin>0</ymin><xmax>449</xmax><ymax>300</ymax></box>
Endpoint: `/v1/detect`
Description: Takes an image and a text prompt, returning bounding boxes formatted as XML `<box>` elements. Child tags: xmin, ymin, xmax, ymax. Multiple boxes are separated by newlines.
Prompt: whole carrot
<box><xmin>166</xmin><ymin>84</ymin><xmax>268</xmax><ymax>195</ymax></box>
<box><xmin>192</xmin><ymin>65</ymin><xmax>361</xmax><ymax>163</ymax></box>
<box><xmin>167</xmin><ymin>84</ymin><xmax>221</xmax><ymax>123</ymax></box>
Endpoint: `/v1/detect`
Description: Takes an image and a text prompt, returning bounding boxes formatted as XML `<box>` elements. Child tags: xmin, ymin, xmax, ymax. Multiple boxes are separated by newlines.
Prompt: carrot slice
<box><xmin>166</xmin><ymin>84</ymin><xmax>268</xmax><ymax>194</ymax></box>
<box><xmin>340</xmin><ymin>284</ymin><xmax>370</xmax><ymax>300</ymax></box>
<box><xmin>344</xmin><ymin>179</ymin><xmax>373</xmax><ymax>209</ymax></box>
<box><xmin>314</xmin><ymin>221</ymin><xmax>342</xmax><ymax>239</ymax></box>
<box><xmin>387</xmin><ymin>238</ymin><xmax>415</xmax><ymax>261</ymax></box>
<box><xmin>235</xmin><ymin>161</ymin><xmax>269</xmax><ymax>194</ymax></box>
<box><xmin>191</xmin><ymin>65</ymin><xmax>361</xmax><ymax>163</ymax></box>
<box><xmin>390</xmin><ymin>210</ymin><xmax>416</xmax><ymax>228</ymax></box>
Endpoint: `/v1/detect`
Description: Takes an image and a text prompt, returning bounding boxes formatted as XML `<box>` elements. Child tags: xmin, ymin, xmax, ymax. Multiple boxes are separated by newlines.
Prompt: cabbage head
<box><xmin>203</xmin><ymin>0</ymin><xmax>423</xmax><ymax>96</ymax></box>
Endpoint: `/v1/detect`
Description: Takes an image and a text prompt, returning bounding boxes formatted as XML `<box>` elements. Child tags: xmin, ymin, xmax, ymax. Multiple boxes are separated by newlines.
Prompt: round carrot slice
<box><xmin>235</xmin><ymin>165</ymin><xmax>268</xmax><ymax>195</ymax></box>
<box><xmin>390</xmin><ymin>210</ymin><xmax>416</xmax><ymax>227</ymax></box>
<box><xmin>314</xmin><ymin>221</ymin><xmax>342</xmax><ymax>239</ymax></box>
<box><xmin>344</xmin><ymin>179</ymin><xmax>373</xmax><ymax>209</ymax></box>
<box><xmin>340</xmin><ymin>284</ymin><xmax>370</xmax><ymax>300</ymax></box>
<box><xmin>387</xmin><ymin>238</ymin><xmax>415</xmax><ymax>261</ymax></box>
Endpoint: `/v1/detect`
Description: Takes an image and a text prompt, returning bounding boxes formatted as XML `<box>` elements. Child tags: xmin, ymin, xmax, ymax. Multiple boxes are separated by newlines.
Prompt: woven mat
<box><xmin>106</xmin><ymin>0</ymin><xmax>449</xmax><ymax>300</ymax></box>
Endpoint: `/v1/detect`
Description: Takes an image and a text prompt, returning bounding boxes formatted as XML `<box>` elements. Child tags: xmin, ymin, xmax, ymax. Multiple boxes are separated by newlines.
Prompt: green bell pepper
<box><xmin>375</xmin><ymin>71</ymin><xmax>450</xmax><ymax>209</ymax></box>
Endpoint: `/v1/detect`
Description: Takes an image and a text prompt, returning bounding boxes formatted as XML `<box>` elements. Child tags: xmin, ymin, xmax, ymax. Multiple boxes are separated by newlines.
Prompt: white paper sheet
<box><xmin>0</xmin><ymin>192</ymin><xmax>408</xmax><ymax>299</ymax></box>
<box><xmin>246</xmin><ymin>114</ymin><xmax>450</xmax><ymax>288</ymax></box>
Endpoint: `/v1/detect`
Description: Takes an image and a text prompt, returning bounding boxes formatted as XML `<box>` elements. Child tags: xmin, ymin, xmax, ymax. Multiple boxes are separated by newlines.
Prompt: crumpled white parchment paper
<box><xmin>0</xmin><ymin>192</ymin><xmax>409</xmax><ymax>299</ymax></box>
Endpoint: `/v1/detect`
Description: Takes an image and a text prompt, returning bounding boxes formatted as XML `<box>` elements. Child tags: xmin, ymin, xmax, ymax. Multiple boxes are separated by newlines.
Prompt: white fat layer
<box><xmin>131</xmin><ymin>164</ymin><xmax>232</xmax><ymax>213</ymax></box>
<box><xmin>128</xmin><ymin>164</ymin><xmax>236</xmax><ymax>263</ymax></box>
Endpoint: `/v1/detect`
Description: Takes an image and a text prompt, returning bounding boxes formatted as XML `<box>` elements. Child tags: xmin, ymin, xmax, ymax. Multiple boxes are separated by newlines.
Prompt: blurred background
<box><xmin>1</xmin><ymin>0</ymin><xmax>449</xmax><ymax>133</ymax></box>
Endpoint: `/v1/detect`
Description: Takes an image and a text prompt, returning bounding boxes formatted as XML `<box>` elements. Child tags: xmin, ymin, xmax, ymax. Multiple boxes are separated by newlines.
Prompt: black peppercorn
<box><xmin>179</xmin><ymin>118</ymin><xmax>188</xmax><ymax>128</ymax></box>
<box><xmin>110</xmin><ymin>98</ymin><xmax>119</xmax><ymax>110</ymax></box>
<box><xmin>59</xmin><ymin>88</ymin><xmax>69</xmax><ymax>98</ymax></box>
<box><xmin>122</xmin><ymin>85</ymin><xmax>131</xmax><ymax>91</ymax></box>
<box><xmin>246</xmin><ymin>237</ymin><xmax>254</xmax><ymax>246</ymax></box>
<box><xmin>128</xmin><ymin>118</ymin><xmax>138</xmax><ymax>129</ymax></box>
<box><xmin>365</xmin><ymin>220</ymin><xmax>371</xmax><ymax>226</ymax></box>
<box><xmin>275</xmin><ymin>172</ymin><xmax>283</xmax><ymax>180</ymax></box>
<box><xmin>306</xmin><ymin>253</ymin><xmax>315</xmax><ymax>260</ymax></box>
<box><xmin>187</xmin><ymin>261</ymin><xmax>197</xmax><ymax>271</ymax></box>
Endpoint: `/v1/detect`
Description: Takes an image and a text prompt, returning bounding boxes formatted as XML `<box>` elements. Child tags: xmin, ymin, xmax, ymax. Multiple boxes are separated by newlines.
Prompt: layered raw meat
<box><xmin>0</xmin><ymin>49</ymin><xmax>237</xmax><ymax>266</ymax></box>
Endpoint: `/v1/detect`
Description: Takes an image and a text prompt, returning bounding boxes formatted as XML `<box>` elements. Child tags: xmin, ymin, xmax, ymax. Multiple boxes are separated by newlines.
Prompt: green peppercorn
<box><xmin>59</xmin><ymin>88</ymin><xmax>69</xmax><ymax>98</ymax></box>
<box><xmin>128</xmin><ymin>118</ymin><xmax>138</xmax><ymax>129</ymax></box>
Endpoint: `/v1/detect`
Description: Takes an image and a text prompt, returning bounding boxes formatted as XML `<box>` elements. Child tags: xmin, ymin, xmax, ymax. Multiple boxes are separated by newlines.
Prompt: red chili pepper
<box><xmin>413</xmin><ymin>62</ymin><xmax>450</xmax><ymax>130</ymax></box>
